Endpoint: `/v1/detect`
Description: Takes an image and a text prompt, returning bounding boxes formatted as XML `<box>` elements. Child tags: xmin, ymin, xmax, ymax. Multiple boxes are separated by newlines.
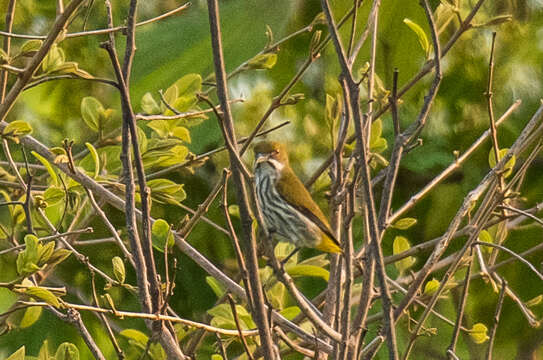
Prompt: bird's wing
<box><xmin>276</xmin><ymin>168</ymin><xmax>340</xmax><ymax>247</ymax></box>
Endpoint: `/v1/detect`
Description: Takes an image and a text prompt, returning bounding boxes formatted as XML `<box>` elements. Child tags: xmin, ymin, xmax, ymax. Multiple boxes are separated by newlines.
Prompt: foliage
<box><xmin>0</xmin><ymin>0</ymin><xmax>542</xmax><ymax>359</ymax></box>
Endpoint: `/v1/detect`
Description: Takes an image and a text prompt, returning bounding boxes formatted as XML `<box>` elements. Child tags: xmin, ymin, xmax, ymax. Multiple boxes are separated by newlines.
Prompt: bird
<box><xmin>253</xmin><ymin>141</ymin><xmax>342</xmax><ymax>254</ymax></box>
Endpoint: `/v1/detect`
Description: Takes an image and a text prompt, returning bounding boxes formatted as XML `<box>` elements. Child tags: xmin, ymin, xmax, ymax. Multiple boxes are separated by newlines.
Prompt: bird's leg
<box><xmin>281</xmin><ymin>247</ymin><xmax>301</xmax><ymax>267</ymax></box>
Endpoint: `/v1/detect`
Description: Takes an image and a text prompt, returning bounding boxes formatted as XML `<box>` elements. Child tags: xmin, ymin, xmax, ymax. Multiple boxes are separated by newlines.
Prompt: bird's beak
<box><xmin>254</xmin><ymin>153</ymin><xmax>269</xmax><ymax>166</ymax></box>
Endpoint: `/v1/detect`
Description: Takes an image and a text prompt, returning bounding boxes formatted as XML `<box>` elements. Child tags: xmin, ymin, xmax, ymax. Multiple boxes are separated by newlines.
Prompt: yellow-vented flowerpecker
<box><xmin>253</xmin><ymin>141</ymin><xmax>342</xmax><ymax>253</ymax></box>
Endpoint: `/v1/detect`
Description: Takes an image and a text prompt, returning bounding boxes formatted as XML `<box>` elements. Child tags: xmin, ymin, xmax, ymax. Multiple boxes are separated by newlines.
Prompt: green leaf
<box><xmin>19</xmin><ymin>40</ymin><xmax>43</xmax><ymax>57</ymax></box>
<box><xmin>44</xmin><ymin>187</ymin><xmax>64</xmax><ymax>206</ymax></box>
<box><xmin>228</xmin><ymin>204</ymin><xmax>240</xmax><ymax>219</ymax></box>
<box><xmin>279</xmin><ymin>306</ymin><xmax>301</xmax><ymax>321</ymax></box>
<box><xmin>488</xmin><ymin>148</ymin><xmax>515</xmax><ymax>178</ymax></box>
<box><xmin>41</xmin><ymin>45</ymin><xmax>64</xmax><ymax>73</ymax></box>
<box><xmin>423</xmin><ymin>278</ymin><xmax>439</xmax><ymax>296</ymax></box>
<box><xmin>147</xmin><ymin>120</ymin><xmax>171</xmax><ymax>138</ymax></box>
<box><xmin>17</xmin><ymin>234</ymin><xmax>41</xmax><ymax>276</ymax></box>
<box><xmin>47</xmin><ymin>248</ymin><xmax>72</xmax><ymax>267</ymax></box>
<box><xmin>206</xmin><ymin>276</ymin><xmax>226</xmax><ymax>298</ymax></box>
<box><xmin>151</xmin><ymin>219</ymin><xmax>174</xmax><ymax>252</ymax></box>
<box><xmin>81</xmin><ymin>97</ymin><xmax>104</xmax><ymax>132</ymax></box>
<box><xmin>369</xmin><ymin>119</ymin><xmax>383</xmax><ymax>147</ymax></box>
<box><xmin>31</xmin><ymin>151</ymin><xmax>58</xmax><ymax>186</ymax></box>
<box><xmin>286</xmin><ymin>264</ymin><xmax>329</xmax><ymax>281</ymax></box>
<box><xmin>85</xmin><ymin>143</ymin><xmax>100</xmax><ymax>179</ymax></box>
<box><xmin>174</xmin><ymin>74</ymin><xmax>202</xmax><ymax>97</ymax></box>
<box><xmin>161</xmin><ymin>85</ymin><xmax>178</xmax><ymax>113</ymax></box>
<box><xmin>370</xmin><ymin>137</ymin><xmax>388</xmax><ymax>153</ymax></box>
<box><xmin>26</xmin><ymin>287</ymin><xmax>61</xmax><ymax>308</ymax></box>
<box><xmin>141</xmin><ymin>92</ymin><xmax>161</xmax><ymax>114</ymax></box>
<box><xmin>120</xmin><ymin>329</ymin><xmax>148</xmax><ymax>349</ymax></box>
<box><xmin>403</xmin><ymin>18</ymin><xmax>430</xmax><ymax>56</ymax></box>
<box><xmin>391</xmin><ymin>217</ymin><xmax>417</xmax><ymax>230</ymax></box>
<box><xmin>478</xmin><ymin>230</ymin><xmax>494</xmax><ymax>254</ymax></box>
<box><xmin>211</xmin><ymin>355</ymin><xmax>224</xmax><ymax>360</ymax></box>
<box><xmin>526</xmin><ymin>294</ymin><xmax>543</xmax><ymax>308</ymax></box>
<box><xmin>20</xmin><ymin>301</ymin><xmax>43</xmax><ymax>328</ymax></box>
<box><xmin>172</xmin><ymin>126</ymin><xmax>191</xmax><ymax>143</ymax></box>
<box><xmin>38</xmin><ymin>340</ymin><xmax>51</xmax><ymax>360</ymax></box>
<box><xmin>148</xmin><ymin>179</ymin><xmax>186</xmax><ymax>206</ymax></box>
<box><xmin>3</xmin><ymin>120</ymin><xmax>33</xmax><ymax>143</ymax></box>
<box><xmin>246</xmin><ymin>53</ymin><xmax>277</xmax><ymax>70</ymax></box>
<box><xmin>392</xmin><ymin>236</ymin><xmax>416</xmax><ymax>275</ymax></box>
<box><xmin>37</xmin><ymin>241</ymin><xmax>55</xmax><ymax>266</ymax></box>
<box><xmin>469</xmin><ymin>323</ymin><xmax>489</xmax><ymax>344</ymax></box>
<box><xmin>6</xmin><ymin>346</ymin><xmax>25</xmax><ymax>360</ymax></box>
<box><xmin>112</xmin><ymin>256</ymin><xmax>126</xmax><ymax>284</ymax></box>
<box><xmin>0</xmin><ymin>48</ymin><xmax>9</xmax><ymax>64</ymax></box>
<box><xmin>55</xmin><ymin>343</ymin><xmax>79</xmax><ymax>360</ymax></box>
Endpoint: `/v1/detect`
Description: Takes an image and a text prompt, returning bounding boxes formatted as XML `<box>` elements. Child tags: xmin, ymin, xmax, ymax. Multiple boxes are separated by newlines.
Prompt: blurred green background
<box><xmin>1</xmin><ymin>0</ymin><xmax>543</xmax><ymax>359</ymax></box>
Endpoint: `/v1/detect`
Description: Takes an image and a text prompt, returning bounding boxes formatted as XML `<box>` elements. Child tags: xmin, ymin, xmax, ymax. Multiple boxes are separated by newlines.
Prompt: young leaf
<box><xmin>81</xmin><ymin>97</ymin><xmax>104</xmax><ymax>132</ymax></box>
<box><xmin>392</xmin><ymin>217</ymin><xmax>417</xmax><ymax>230</ymax></box>
<box><xmin>112</xmin><ymin>256</ymin><xmax>126</xmax><ymax>284</ymax></box>
<box><xmin>6</xmin><ymin>346</ymin><xmax>25</xmax><ymax>360</ymax></box>
<box><xmin>469</xmin><ymin>323</ymin><xmax>489</xmax><ymax>344</ymax></box>
<box><xmin>141</xmin><ymin>92</ymin><xmax>161</xmax><ymax>114</ymax></box>
<box><xmin>206</xmin><ymin>276</ymin><xmax>226</xmax><ymax>298</ymax></box>
<box><xmin>392</xmin><ymin>236</ymin><xmax>416</xmax><ymax>275</ymax></box>
<box><xmin>423</xmin><ymin>278</ymin><xmax>440</xmax><ymax>295</ymax></box>
<box><xmin>18</xmin><ymin>39</ymin><xmax>43</xmax><ymax>56</ymax></box>
<box><xmin>174</xmin><ymin>73</ymin><xmax>202</xmax><ymax>97</ymax></box>
<box><xmin>19</xmin><ymin>302</ymin><xmax>43</xmax><ymax>328</ymax></box>
<box><xmin>478</xmin><ymin>230</ymin><xmax>494</xmax><ymax>254</ymax></box>
<box><xmin>151</xmin><ymin>219</ymin><xmax>174</xmax><ymax>252</ymax></box>
<box><xmin>245</xmin><ymin>53</ymin><xmax>277</xmax><ymax>70</ymax></box>
<box><xmin>31</xmin><ymin>151</ymin><xmax>58</xmax><ymax>186</ymax></box>
<box><xmin>25</xmin><ymin>287</ymin><xmax>61</xmax><ymax>308</ymax></box>
<box><xmin>17</xmin><ymin>234</ymin><xmax>41</xmax><ymax>276</ymax></box>
<box><xmin>43</xmin><ymin>187</ymin><xmax>64</xmax><ymax>206</ymax></box>
<box><xmin>2</xmin><ymin>120</ymin><xmax>33</xmax><ymax>143</ymax></box>
<box><xmin>55</xmin><ymin>343</ymin><xmax>79</xmax><ymax>360</ymax></box>
<box><xmin>403</xmin><ymin>18</ymin><xmax>430</xmax><ymax>56</ymax></box>
<box><xmin>286</xmin><ymin>264</ymin><xmax>329</xmax><ymax>281</ymax></box>
<box><xmin>120</xmin><ymin>329</ymin><xmax>148</xmax><ymax>350</ymax></box>
<box><xmin>488</xmin><ymin>148</ymin><xmax>515</xmax><ymax>178</ymax></box>
<box><xmin>85</xmin><ymin>142</ymin><xmax>100</xmax><ymax>178</ymax></box>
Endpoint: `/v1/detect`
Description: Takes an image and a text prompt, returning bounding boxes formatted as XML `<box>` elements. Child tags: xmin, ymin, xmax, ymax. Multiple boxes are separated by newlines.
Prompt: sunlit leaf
<box><xmin>151</xmin><ymin>219</ymin><xmax>175</xmax><ymax>252</ymax></box>
<box><xmin>85</xmin><ymin>142</ymin><xmax>100</xmax><ymax>178</ymax></box>
<box><xmin>392</xmin><ymin>236</ymin><xmax>416</xmax><ymax>275</ymax></box>
<box><xmin>6</xmin><ymin>346</ymin><xmax>25</xmax><ymax>360</ymax></box>
<box><xmin>392</xmin><ymin>217</ymin><xmax>417</xmax><ymax>230</ymax></box>
<box><xmin>423</xmin><ymin>278</ymin><xmax>440</xmax><ymax>296</ymax></box>
<box><xmin>403</xmin><ymin>18</ymin><xmax>430</xmax><ymax>56</ymax></box>
<box><xmin>286</xmin><ymin>264</ymin><xmax>329</xmax><ymax>281</ymax></box>
<box><xmin>469</xmin><ymin>323</ymin><xmax>489</xmax><ymax>344</ymax></box>
<box><xmin>488</xmin><ymin>148</ymin><xmax>515</xmax><ymax>178</ymax></box>
<box><xmin>206</xmin><ymin>276</ymin><xmax>226</xmax><ymax>298</ymax></box>
<box><xmin>55</xmin><ymin>342</ymin><xmax>79</xmax><ymax>360</ymax></box>
<box><xmin>80</xmin><ymin>97</ymin><xmax>104</xmax><ymax>132</ymax></box>
<box><xmin>3</xmin><ymin>120</ymin><xmax>33</xmax><ymax>143</ymax></box>
<box><xmin>20</xmin><ymin>301</ymin><xmax>43</xmax><ymax>328</ymax></box>
<box><xmin>112</xmin><ymin>256</ymin><xmax>125</xmax><ymax>284</ymax></box>
<box><xmin>120</xmin><ymin>329</ymin><xmax>148</xmax><ymax>349</ymax></box>
<box><xmin>245</xmin><ymin>52</ymin><xmax>277</xmax><ymax>70</ymax></box>
<box><xmin>32</xmin><ymin>151</ymin><xmax>58</xmax><ymax>186</ymax></box>
<box><xmin>25</xmin><ymin>287</ymin><xmax>61</xmax><ymax>308</ymax></box>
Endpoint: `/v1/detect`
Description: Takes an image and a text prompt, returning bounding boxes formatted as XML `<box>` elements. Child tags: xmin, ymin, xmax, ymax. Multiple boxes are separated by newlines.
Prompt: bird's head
<box><xmin>253</xmin><ymin>141</ymin><xmax>289</xmax><ymax>172</ymax></box>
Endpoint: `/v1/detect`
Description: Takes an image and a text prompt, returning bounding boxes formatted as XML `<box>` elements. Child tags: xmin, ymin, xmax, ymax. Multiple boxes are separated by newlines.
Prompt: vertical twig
<box><xmin>206</xmin><ymin>0</ymin><xmax>276</xmax><ymax>358</ymax></box>
<box><xmin>227</xmin><ymin>294</ymin><xmax>255</xmax><ymax>360</ymax></box>
<box><xmin>486</xmin><ymin>278</ymin><xmax>507</xmax><ymax>360</ymax></box>
<box><xmin>447</xmin><ymin>248</ymin><xmax>474</xmax><ymax>355</ymax></box>
<box><xmin>0</xmin><ymin>0</ymin><xmax>16</xmax><ymax>102</ymax></box>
